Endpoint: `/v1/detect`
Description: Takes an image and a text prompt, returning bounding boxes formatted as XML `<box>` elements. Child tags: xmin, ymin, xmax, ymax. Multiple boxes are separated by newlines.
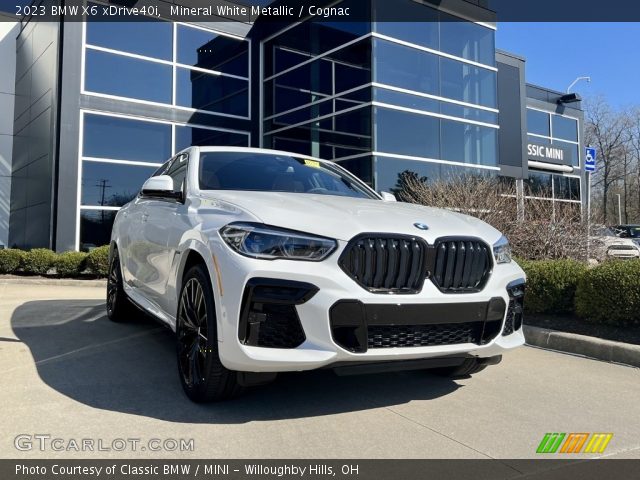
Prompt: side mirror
<box><xmin>141</xmin><ymin>175</ymin><xmax>181</xmax><ymax>200</ymax></box>
<box><xmin>380</xmin><ymin>191</ymin><xmax>397</xmax><ymax>202</ymax></box>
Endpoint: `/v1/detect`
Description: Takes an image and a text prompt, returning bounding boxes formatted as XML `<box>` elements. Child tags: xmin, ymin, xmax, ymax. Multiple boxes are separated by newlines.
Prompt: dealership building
<box><xmin>0</xmin><ymin>0</ymin><xmax>585</xmax><ymax>251</ymax></box>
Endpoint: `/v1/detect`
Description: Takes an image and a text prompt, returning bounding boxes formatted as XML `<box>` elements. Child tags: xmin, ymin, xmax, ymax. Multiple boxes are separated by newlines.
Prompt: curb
<box><xmin>524</xmin><ymin>325</ymin><xmax>640</xmax><ymax>368</ymax></box>
<box><xmin>0</xmin><ymin>276</ymin><xmax>107</xmax><ymax>288</ymax></box>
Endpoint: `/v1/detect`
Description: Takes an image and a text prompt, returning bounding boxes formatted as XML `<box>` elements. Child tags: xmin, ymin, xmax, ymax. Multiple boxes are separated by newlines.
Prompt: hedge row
<box><xmin>519</xmin><ymin>258</ymin><xmax>640</xmax><ymax>326</ymax></box>
<box><xmin>0</xmin><ymin>246</ymin><xmax>109</xmax><ymax>277</ymax></box>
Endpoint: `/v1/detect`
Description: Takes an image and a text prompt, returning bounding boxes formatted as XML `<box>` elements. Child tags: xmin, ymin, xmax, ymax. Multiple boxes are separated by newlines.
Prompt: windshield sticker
<box><xmin>304</xmin><ymin>159</ymin><xmax>321</xmax><ymax>168</ymax></box>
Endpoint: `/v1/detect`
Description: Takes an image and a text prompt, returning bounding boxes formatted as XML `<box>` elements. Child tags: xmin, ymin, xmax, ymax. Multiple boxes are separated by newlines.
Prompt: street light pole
<box><xmin>616</xmin><ymin>193</ymin><xmax>622</xmax><ymax>225</ymax></box>
<box><xmin>566</xmin><ymin>76</ymin><xmax>591</xmax><ymax>93</ymax></box>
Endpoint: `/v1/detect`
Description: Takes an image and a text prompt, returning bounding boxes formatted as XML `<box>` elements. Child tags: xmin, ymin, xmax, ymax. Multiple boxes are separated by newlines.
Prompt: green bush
<box><xmin>85</xmin><ymin>245</ymin><xmax>110</xmax><ymax>277</ymax></box>
<box><xmin>0</xmin><ymin>249</ymin><xmax>25</xmax><ymax>274</ymax></box>
<box><xmin>575</xmin><ymin>260</ymin><xmax>640</xmax><ymax>326</ymax></box>
<box><xmin>54</xmin><ymin>251</ymin><xmax>88</xmax><ymax>277</ymax></box>
<box><xmin>21</xmin><ymin>248</ymin><xmax>57</xmax><ymax>275</ymax></box>
<box><xmin>518</xmin><ymin>259</ymin><xmax>587</xmax><ymax>315</ymax></box>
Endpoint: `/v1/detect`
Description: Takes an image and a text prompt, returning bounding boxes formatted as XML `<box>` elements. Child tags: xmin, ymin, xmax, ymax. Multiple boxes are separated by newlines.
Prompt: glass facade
<box><xmin>262</xmin><ymin>0</ymin><xmax>499</xmax><ymax>191</ymax></box>
<box><xmin>78</xmin><ymin>112</ymin><xmax>249</xmax><ymax>250</ymax></box>
<box><xmin>78</xmin><ymin>17</ymin><xmax>252</xmax><ymax>250</ymax></box>
<box><xmin>526</xmin><ymin>108</ymin><xmax>580</xmax><ymax>167</ymax></box>
<box><xmin>525</xmin><ymin>107</ymin><xmax>582</xmax><ymax>207</ymax></box>
<box><xmin>84</xmin><ymin>19</ymin><xmax>250</xmax><ymax>118</ymax></box>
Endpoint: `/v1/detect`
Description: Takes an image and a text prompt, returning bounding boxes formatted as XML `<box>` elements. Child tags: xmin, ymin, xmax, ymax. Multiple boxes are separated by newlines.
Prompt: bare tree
<box><xmin>394</xmin><ymin>172</ymin><xmax>586</xmax><ymax>261</ymax></box>
<box><xmin>584</xmin><ymin>97</ymin><xmax>629</xmax><ymax>224</ymax></box>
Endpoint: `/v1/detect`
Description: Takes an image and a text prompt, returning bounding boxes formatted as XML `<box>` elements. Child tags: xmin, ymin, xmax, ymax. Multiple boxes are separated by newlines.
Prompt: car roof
<box><xmin>179</xmin><ymin>146</ymin><xmax>329</xmax><ymax>163</ymax></box>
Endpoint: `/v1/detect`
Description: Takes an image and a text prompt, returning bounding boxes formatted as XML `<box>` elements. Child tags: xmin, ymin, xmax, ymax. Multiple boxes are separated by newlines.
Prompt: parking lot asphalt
<box><xmin>1</xmin><ymin>280</ymin><xmax>639</xmax><ymax>462</ymax></box>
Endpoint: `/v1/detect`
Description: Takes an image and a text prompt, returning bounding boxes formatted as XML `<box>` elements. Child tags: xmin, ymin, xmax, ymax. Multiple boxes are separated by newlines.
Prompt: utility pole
<box><xmin>95</xmin><ymin>179</ymin><xmax>112</xmax><ymax>222</ymax></box>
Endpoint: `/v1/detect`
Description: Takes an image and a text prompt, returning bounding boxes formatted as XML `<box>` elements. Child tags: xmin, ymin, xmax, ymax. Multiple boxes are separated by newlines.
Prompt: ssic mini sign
<box><xmin>527</xmin><ymin>141</ymin><xmax>571</xmax><ymax>165</ymax></box>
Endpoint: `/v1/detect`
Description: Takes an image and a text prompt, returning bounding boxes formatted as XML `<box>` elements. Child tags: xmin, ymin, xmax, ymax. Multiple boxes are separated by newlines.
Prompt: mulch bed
<box><xmin>525</xmin><ymin>314</ymin><xmax>640</xmax><ymax>346</ymax></box>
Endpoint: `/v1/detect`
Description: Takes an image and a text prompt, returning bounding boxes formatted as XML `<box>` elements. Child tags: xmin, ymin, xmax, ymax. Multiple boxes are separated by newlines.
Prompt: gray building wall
<box><xmin>9</xmin><ymin>20</ymin><xmax>60</xmax><ymax>249</ymax></box>
<box><xmin>496</xmin><ymin>50</ymin><xmax>527</xmax><ymax>180</ymax></box>
<box><xmin>0</xmin><ymin>19</ymin><xmax>19</xmax><ymax>248</ymax></box>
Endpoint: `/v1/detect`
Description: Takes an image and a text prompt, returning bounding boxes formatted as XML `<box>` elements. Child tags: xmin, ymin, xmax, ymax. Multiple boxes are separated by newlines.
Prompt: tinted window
<box><xmin>86</xmin><ymin>19</ymin><xmax>172</xmax><ymax>60</ymax></box>
<box><xmin>175</xmin><ymin>126</ymin><xmax>248</xmax><ymax>151</ymax></box>
<box><xmin>525</xmin><ymin>171</ymin><xmax>553</xmax><ymax>198</ymax></box>
<box><xmin>176</xmin><ymin>67</ymin><xmax>248</xmax><ymax>116</ymax></box>
<box><xmin>83</xmin><ymin>114</ymin><xmax>171</xmax><ymax>162</ymax></box>
<box><xmin>375</xmin><ymin>156</ymin><xmax>442</xmax><ymax>193</ymax></box>
<box><xmin>199</xmin><ymin>152</ymin><xmax>376</xmax><ymax>199</ymax></box>
<box><xmin>85</xmin><ymin>50</ymin><xmax>172</xmax><ymax>104</ymax></box>
<box><xmin>440</xmin><ymin>57</ymin><xmax>496</xmax><ymax>108</ymax></box>
<box><xmin>439</xmin><ymin>14</ymin><xmax>495</xmax><ymax>66</ymax></box>
<box><xmin>375</xmin><ymin>107</ymin><xmax>439</xmax><ymax>158</ymax></box>
<box><xmin>177</xmin><ymin>25</ymin><xmax>249</xmax><ymax>77</ymax></box>
<box><xmin>80</xmin><ymin>210</ymin><xmax>118</xmax><ymax>251</ymax></box>
<box><xmin>553</xmin><ymin>175</ymin><xmax>581</xmax><ymax>201</ymax></box>
<box><xmin>375</xmin><ymin>12</ymin><xmax>439</xmax><ymax>49</ymax></box>
<box><xmin>441</xmin><ymin>119</ymin><xmax>498</xmax><ymax>166</ymax></box>
<box><xmin>374</xmin><ymin>39</ymin><xmax>439</xmax><ymax>96</ymax></box>
<box><xmin>81</xmin><ymin>161</ymin><xmax>157</xmax><ymax>207</ymax></box>
<box><xmin>552</xmin><ymin>115</ymin><xmax>578</xmax><ymax>142</ymax></box>
<box><xmin>553</xmin><ymin>139</ymin><xmax>580</xmax><ymax>167</ymax></box>
<box><xmin>527</xmin><ymin>109</ymin><xmax>550</xmax><ymax>137</ymax></box>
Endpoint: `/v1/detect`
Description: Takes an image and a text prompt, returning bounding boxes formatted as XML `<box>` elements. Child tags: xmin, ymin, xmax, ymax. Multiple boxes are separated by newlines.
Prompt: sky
<box><xmin>496</xmin><ymin>23</ymin><xmax>640</xmax><ymax>109</ymax></box>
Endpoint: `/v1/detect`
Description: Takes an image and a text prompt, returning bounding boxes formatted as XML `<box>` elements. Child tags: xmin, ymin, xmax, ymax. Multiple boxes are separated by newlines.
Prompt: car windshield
<box><xmin>626</xmin><ymin>227</ymin><xmax>640</xmax><ymax>238</ymax></box>
<box><xmin>199</xmin><ymin>152</ymin><xmax>377</xmax><ymax>199</ymax></box>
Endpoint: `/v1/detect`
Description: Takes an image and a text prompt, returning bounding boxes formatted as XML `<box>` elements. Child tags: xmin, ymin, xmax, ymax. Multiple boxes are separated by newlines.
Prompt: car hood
<box><xmin>198</xmin><ymin>191</ymin><xmax>502</xmax><ymax>243</ymax></box>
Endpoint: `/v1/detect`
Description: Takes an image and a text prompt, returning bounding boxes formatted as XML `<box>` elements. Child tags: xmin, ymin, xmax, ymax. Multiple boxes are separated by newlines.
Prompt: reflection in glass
<box><xmin>83</xmin><ymin>114</ymin><xmax>171</xmax><ymax>162</ymax></box>
<box><xmin>85</xmin><ymin>49</ymin><xmax>172</xmax><ymax>104</ymax></box>
<box><xmin>525</xmin><ymin>170</ymin><xmax>553</xmax><ymax>198</ymax></box>
<box><xmin>552</xmin><ymin>115</ymin><xmax>578</xmax><ymax>142</ymax></box>
<box><xmin>81</xmin><ymin>161</ymin><xmax>156</xmax><ymax>207</ymax></box>
<box><xmin>80</xmin><ymin>210</ymin><xmax>118</xmax><ymax>251</ymax></box>
<box><xmin>376</xmin><ymin>107</ymin><xmax>439</xmax><ymax>159</ymax></box>
<box><xmin>86</xmin><ymin>18</ymin><xmax>172</xmax><ymax>60</ymax></box>
<box><xmin>439</xmin><ymin>14</ymin><xmax>495</xmax><ymax>66</ymax></box>
<box><xmin>441</xmin><ymin>119</ymin><xmax>498</xmax><ymax>166</ymax></box>
<box><xmin>375</xmin><ymin>39</ymin><xmax>439</xmax><ymax>96</ymax></box>
<box><xmin>176</xmin><ymin>25</ymin><xmax>249</xmax><ymax>77</ymax></box>
<box><xmin>527</xmin><ymin>109</ymin><xmax>550</xmax><ymax>137</ymax></box>
<box><xmin>440</xmin><ymin>57</ymin><xmax>496</xmax><ymax>108</ymax></box>
<box><xmin>174</xmin><ymin>126</ymin><xmax>249</xmax><ymax>151</ymax></box>
<box><xmin>176</xmin><ymin>67</ymin><xmax>248</xmax><ymax>116</ymax></box>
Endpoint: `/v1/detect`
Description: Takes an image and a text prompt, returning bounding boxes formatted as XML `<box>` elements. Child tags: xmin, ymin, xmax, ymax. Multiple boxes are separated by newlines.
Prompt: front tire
<box><xmin>176</xmin><ymin>264</ymin><xmax>243</xmax><ymax>402</ymax></box>
<box><xmin>106</xmin><ymin>248</ymin><xmax>134</xmax><ymax>322</ymax></box>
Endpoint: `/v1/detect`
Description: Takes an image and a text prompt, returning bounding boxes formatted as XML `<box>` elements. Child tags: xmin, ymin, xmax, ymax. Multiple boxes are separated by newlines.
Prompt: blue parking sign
<box><xmin>585</xmin><ymin>147</ymin><xmax>596</xmax><ymax>172</ymax></box>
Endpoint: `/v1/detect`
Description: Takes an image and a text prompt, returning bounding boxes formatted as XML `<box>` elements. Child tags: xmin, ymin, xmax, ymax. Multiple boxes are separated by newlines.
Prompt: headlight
<box><xmin>220</xmin><ymin>223</ymin><xmax>337</xmax><ymax>261</ymax></box>
<box><xmin>493</xmin><ymin>235</ymin><xmax>512</xmax><ymax>264</ymax></box>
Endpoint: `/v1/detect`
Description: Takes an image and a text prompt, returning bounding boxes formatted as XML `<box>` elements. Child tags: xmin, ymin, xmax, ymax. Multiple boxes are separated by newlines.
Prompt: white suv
<box><xmin>108</xmin><ymin>147</ymin><xmax>526</xmax><ymax>402</ymax></box>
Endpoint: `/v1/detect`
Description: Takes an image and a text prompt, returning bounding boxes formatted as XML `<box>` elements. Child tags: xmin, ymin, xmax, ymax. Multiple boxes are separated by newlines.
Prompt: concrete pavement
<box><xmin>1</xmin><ymin>280</ymin><xmax>639</xmax><ymax>461</ymax></box>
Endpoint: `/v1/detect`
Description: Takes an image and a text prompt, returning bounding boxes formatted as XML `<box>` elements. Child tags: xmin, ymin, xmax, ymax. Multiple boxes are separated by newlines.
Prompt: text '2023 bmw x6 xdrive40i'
<box><xmin>108</xmin><ymin>147</ymin><xmax>526</xmax><ymax>402</ymax></box>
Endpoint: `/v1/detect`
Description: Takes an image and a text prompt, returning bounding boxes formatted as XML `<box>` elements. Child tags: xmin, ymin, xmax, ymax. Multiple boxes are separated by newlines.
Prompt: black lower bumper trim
<box><xmin>331</xmin><ymin>355</ymin><xmax>502</xmax><ymax>376</ymax></box>
<box><xmin>330</xmin><ymin>298</ymin><xmax>506</xmax><ymax>353</ymax></box>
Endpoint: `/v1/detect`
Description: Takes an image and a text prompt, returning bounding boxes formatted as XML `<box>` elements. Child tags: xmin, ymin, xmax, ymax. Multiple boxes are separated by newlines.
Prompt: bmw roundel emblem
<box><xmin>413</xmin><ymin>222</ymin><xmax>429</xmax><ymax>231</ymax></box>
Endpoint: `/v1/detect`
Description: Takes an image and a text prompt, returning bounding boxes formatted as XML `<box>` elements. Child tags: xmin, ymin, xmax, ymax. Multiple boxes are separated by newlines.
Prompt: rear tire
<box><xmin>176</xmin><ymin>264</ymin><xmax>243</xmax><ymax>402</ymax></box>
<box><xmin>106</xmin><ymin>248</ymin><xmax>134</xmax><ymax>322</ymax></box>
<box><xmin>429</xmin><ymin>358</ymin><xmax>488</xmax><ymax>378</ymax></box>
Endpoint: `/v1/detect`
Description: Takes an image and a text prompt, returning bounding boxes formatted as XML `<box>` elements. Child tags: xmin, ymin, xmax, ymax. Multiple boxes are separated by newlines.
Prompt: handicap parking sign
<box><xmin>585</xmin><ymin>147</ymin><xmax>596</xmax><ymax>172</ymax></box>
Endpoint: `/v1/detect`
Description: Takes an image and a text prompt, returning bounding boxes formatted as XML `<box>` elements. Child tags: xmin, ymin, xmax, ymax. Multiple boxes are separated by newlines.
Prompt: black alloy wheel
<box><xmin>176</xmin><ymin>264</ymin><xmax>242</xmax><ymax>402</ymax></box>
<box><xmin>106</xmin><ymin>248</ymin><xmax>133</xmax><ymax>322</ymax></box>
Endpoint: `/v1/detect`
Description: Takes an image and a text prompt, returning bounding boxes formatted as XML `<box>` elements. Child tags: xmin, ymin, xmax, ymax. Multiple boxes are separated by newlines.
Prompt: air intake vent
<box><xmin>432</xmin><ymin>239</ymin><xmax>492</xmax><ymax>293</ymax></box>
<box><xmin>338</xmin><ymin>235</ymin><xmax>429</xmax><ymax>294</ymax></box>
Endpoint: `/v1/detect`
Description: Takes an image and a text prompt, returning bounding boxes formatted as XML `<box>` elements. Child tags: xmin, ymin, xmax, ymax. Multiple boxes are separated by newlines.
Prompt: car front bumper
<box><xmin>212</xmin><ymin>242</ymin><xmax>526</xmax><ymax>373</ymax></box>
